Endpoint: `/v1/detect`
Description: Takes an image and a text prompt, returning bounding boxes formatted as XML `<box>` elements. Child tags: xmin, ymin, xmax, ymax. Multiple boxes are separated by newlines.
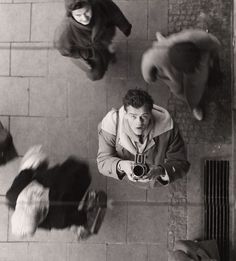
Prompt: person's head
<box><xmin>71</xmin><ymin>1</ymin><xmax>92</xmax><ymax>25</ymax></box>
<box><xmin>168</xmin><ymin>42</ymin><xmax>201</xmax><ymax>74</ymax></box>
<box><xmin>11</xmin><ymin>181</ymin><xmax>49</xmax><ymax>238</ymax></box>
<box><xmin>123</xmin><ymin>89</ymin><xmax>154</xmax><ymax>135</ymax></box>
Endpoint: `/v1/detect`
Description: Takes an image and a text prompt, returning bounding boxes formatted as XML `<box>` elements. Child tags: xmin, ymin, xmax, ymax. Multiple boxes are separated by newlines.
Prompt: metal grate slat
<box><xmin>204</xmin><ymin>160</ymin><xmax>229</xmax><ymax>261</ymax></box>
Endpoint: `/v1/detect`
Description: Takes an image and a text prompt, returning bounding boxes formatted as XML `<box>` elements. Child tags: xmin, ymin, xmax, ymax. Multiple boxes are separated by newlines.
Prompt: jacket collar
<box><xmin>101</xmin><ymin>105</ymin><xmax>173</xmax><ymax>155</ymax></box>
<box><xmin>118</xmin><ymin>106</ymin><xmax>173</xmax><ymax>154</ymax></box>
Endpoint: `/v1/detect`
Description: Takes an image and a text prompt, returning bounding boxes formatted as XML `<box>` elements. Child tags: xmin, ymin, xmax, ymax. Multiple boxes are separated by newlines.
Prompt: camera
<box><xmin>132</xmin><ymin>154</ymin><xmax>149</xmax><ymax>178</ymax></box>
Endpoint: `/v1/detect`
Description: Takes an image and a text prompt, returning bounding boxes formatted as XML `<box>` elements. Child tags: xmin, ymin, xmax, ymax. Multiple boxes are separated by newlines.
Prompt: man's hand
<box><xmin>118</xmin><ymin>160</ymin><xmax>138</xmax><ymax>182</ymax></box>
<box><xmin>142</xmin><ymin>165</ymin><xmax>164</xmax><ymax>180</ymax></box>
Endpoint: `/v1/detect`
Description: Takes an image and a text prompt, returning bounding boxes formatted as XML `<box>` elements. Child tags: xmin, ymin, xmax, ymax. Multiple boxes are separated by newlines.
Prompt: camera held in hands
<box><xmin>132</xmin><ymin>154</ymin><xmax>149</xmax><ymax>178</ymax></box>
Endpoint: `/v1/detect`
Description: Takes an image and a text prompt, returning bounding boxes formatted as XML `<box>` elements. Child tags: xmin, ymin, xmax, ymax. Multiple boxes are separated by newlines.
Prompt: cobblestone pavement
<box><xmin>0</xmin><ymin>0</ymin><xmax>233</xmax><ymax>260</ymax></box>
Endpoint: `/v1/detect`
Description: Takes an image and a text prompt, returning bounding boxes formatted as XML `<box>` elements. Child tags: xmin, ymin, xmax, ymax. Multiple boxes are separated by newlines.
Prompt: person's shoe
<box><xmin>86</xmin><ymin>191</ymin><xmax>107</xmax><ymax>234</ymax></box>
<box><xmin>192</xmin><ymin>107</ymin><xmax>203</xmax><ymax>121</ymax></box>
<box><xmin>78</xmin><ymin>190</ymin><xmax>96</xmax><ymax>212</ymax></box>
<box><xmin>76</xmin><ymin>225</ymin><xmax>90</xmax><ymax>240</ymax></box>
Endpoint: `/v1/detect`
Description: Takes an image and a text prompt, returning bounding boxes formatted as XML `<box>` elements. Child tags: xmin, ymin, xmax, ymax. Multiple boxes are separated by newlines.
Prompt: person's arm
<box><xmin>104</xmin><ymin>0</ymin><xmax>132</xmax><ymax>36</ymax></box>
<box><xmin>6</xmin><ymin>169</ymin><xmax>34</xmax><ymax>208</ymax></box>
<box><xmin>54</xmin><ymin>20</ymin><xmax>89</xmax><ymax>58</ymax></box>
<box><xmin>148</xmin><ymin>123</ymin><xmax>190</xmax><ymax>187</ymax></box>
<box><xmin>97</xmin><ymin>127</ymin><xmax>125</xmax><ymax>180</ymax></box>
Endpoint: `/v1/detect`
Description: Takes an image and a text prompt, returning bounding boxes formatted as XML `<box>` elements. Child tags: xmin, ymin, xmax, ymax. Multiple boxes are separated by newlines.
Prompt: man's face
<box><xmin>72</xmin><ymin>5</ymin><xmax>92</xmax><ymax>25</ymax></box>
<box><xmin>125</xmin><ymin>105</ymin><xmax>152</xmax><ymax>135</ymax></box>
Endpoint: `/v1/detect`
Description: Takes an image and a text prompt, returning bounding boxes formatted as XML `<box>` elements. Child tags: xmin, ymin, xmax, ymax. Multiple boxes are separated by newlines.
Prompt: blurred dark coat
<box><xmin>6</xmin><ymin>158</ymin><xmax>91</xmax><ymax>229</ymax></box>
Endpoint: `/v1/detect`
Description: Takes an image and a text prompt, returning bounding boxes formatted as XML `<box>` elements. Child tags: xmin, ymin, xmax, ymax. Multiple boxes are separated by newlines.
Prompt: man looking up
<box><xmin>97</xmin><ymin>89</ymin><xmax>190</xmax><ymax>189</ymax></box>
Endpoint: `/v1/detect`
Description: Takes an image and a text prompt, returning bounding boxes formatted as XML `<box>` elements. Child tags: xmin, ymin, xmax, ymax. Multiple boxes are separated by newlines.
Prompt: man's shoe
<box><xmin>76</xmin><ymin>225</ymin><xmax>90</xmax><ymax>240</ymax></box>
<box><xmin>86</xmin><ymin>191</ymin><xmax>107</xmax><ymax>234</ymax></box>
<box><xmin>192</xmin><ymin>107</ymin><xmax>203</xmax><ymax>121</ymax></box>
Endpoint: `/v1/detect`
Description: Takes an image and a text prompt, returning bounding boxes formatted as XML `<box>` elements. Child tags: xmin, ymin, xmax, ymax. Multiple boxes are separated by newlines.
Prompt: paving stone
<box><xmin>48</xmin><ymin>49</ymin><xmax>89</xmax><ymax>82</ymax></box>
<box><xmin>45</xmin><ymin>117</ymin><xmax>89</xmax><ymax>159</ymax></box>
<box><xmin>148</xmin><ymin>244</ymin><xmax>168</xmax><ymax>261</ymax></box>
<box><xmin>147</xmin><ymin>185</ymin><xmax>170</xmax><ymax>203</ymax></box>
<box><xmin>168</xmin><ymin>204</ymin><xmax>187</xmax><ymax>248</ymax></box>
<box><xmin>11</xmin><ymin>43</ymin><xmax>48</xmax><ymax>77</ymax></box>
<box><xmin>84</xmin><ymin>205</ymin><xmax>127</xmax><ymax>243</ymax></box>
<box><xmin>148</xmin><ymin>0</ymin><xmax>168</xmax><ymax>40</ymax></box>
<box><xmin>0</xmin><ymin>199</ymin><xmax>8</xmax><ymax>241</ymax></box>
<box><xmin>128</xmin><ymin>41</ymin><xmax>152</xmax><ymax>79</ymax></box>
<box><xmin>29</xmin><ymin>77</ymin><xmax>67</xmax><ymax>117</ymax></box>
<box><xmin>88</xmin><ymin>114</ymin><xmax>101</xmax><ymax>159</ymax></box>
<box><xmin>67</xmin><ymin>79</ymin><xmax>107</xmax><ymax>158</ymax></box>
<box><xmin>113</xmin><ymin>0</ymin><xmax>148</xmax><ymax>40</ymax></box>
<box><xmin>127</xmin><ymin>205</ymin><xmax>168</xmax><ymax>243</ymax></box>
<box><xmin>187</xmin><ymin>143</ymin><xmax>232</xmax><ymax>204</ymax></box>
<box><xmin>107</xmin><ymin>178</ymin><xmax>146</xmax><ymax>202</ymax></box>
<box><xmin>187</xmin><ymin>206</ymin><xmax>204</xmax><ymax>240</ymax></box>
<box><xmin>68</xmin><ymin>77</ymin><xmax>107</xmax><ymax>119</ymax></box>
<box><xmin>11</xmin><ymin>116</ymin><xmax>88</xmax><ymax>160</ymax></box>
<box><xmin>10</xmin><ymin>117</ymin><xmax>48</xmax><ymax>156</ymax></box>
<box><xmin>28</xmin><ymin>243</ymin><xmax>67</xmax><ymax>261</ymax></box>
<box><xmin>128</xmin><ymin>49</ymin><xmax>146</xmax><ymax>79</ymax></box>
<box><xmin>147</xmin><ymin>83</ymin><xmax>171</xmax><ymax>109</ymax></box>
<box><xmin>31</xmin><ymin>3</ymin><xmax>65</xmax><ymax>42</ymax></box>
<box><xmin>69</xmin><ymin>78</ymin><xmax>107</xmax><ymax>158</ymax></box>
<box><xmin>0</xmin><ymin>43</ymin><xmax>10</xmax><ymax>76</ymax></box>
<box><xmin>0</xmin><ymin>4</ymin><xmax>30</xmax><ymax>41</ymax></box>
<box><xmin>68</xmin><ymin>243</ymin><xmax>106</xmax><ymax>261</ymax></box>
<box><xmin>107</xmin><ymin>244</ymin><xmax>148</xmax><ymax>261</ymax></box>
<box><xmin>0</xmin><ymin>158</ymin><xmax>21</xmax><ymax>196</ymax></box>
<box><xmin>0</xmin><ymin>77</ymin><xmax>29</xmax><ymax>116</ymax></box>
<box><xmin>107</xmin><ymin>41</ymin><xmax>128</xmax><ymax>78</ymax></box>
<box><xmin>0</xmin><ymin>243</ymin><xmax>29</xmax><ymax>260</ymax></box>
<box><xmin>87</xmin><ymin>159</ymin><xmax>107</xmax><ymax>192</ymax></box>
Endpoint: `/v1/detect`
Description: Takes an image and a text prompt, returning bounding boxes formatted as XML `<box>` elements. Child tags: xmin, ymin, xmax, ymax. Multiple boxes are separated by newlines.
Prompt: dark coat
<box><xmin>6</xmin><ymin>158</ymin><xmax>91</xmax><ymax>229</ymax></box>
<box><xmin>54</xmin><ymin>0</ymin><xmax>132</xmax><ymax>60</ymax></box>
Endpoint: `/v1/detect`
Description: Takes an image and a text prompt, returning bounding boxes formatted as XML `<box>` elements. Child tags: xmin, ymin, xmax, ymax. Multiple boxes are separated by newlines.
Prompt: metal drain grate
<box><xmin>204</xmin><ymin>160</ymin><xmax>229</xmax><ymax>261</ymax></box>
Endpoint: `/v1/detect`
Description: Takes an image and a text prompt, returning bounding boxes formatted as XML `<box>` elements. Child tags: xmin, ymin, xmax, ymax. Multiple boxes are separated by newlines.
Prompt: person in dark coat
<box><xmin>54</xmin><ymin>0</ymin><xmax>132</xmax><ymax>81</ymax></box>
<box><xmin>6</xmin><ymin>146</ymin><xmax>98</xmax><ymax>239</ymax></box>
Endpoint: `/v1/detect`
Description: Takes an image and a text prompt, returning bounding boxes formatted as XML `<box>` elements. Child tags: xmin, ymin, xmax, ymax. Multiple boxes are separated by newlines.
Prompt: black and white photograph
<box><xmin>0</xmin><ymin>0</ymin><xmax>234</xmax><ymax>260</ymax></box>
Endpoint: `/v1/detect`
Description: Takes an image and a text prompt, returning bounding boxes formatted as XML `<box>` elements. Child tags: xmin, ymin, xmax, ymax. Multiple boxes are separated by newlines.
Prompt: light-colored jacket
<box><xmin>141</xmin><ymin>29</ymin><xmax>221</xmax><ymax>109</ymax></box>
<box><xmin>97</xmin><ymin>105</ymin><xmax>190</xmax><ymax>189</ymax></box>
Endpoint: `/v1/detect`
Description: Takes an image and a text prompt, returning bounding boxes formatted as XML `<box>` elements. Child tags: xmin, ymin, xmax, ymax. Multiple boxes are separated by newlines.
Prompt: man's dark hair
<box><xmin>72</xmin><ymin>1</ymin><xmax>90</xmax><ymax>11</ymax></box>
<box><xmin>168</xmin><ymin>42</ymin><xmax>201</xmax><ymax>73</ymax></box>
<box><xmin>123</xmin><ymin>89</ymin><xmax>154</xmax><ymax>111</ymax></box>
